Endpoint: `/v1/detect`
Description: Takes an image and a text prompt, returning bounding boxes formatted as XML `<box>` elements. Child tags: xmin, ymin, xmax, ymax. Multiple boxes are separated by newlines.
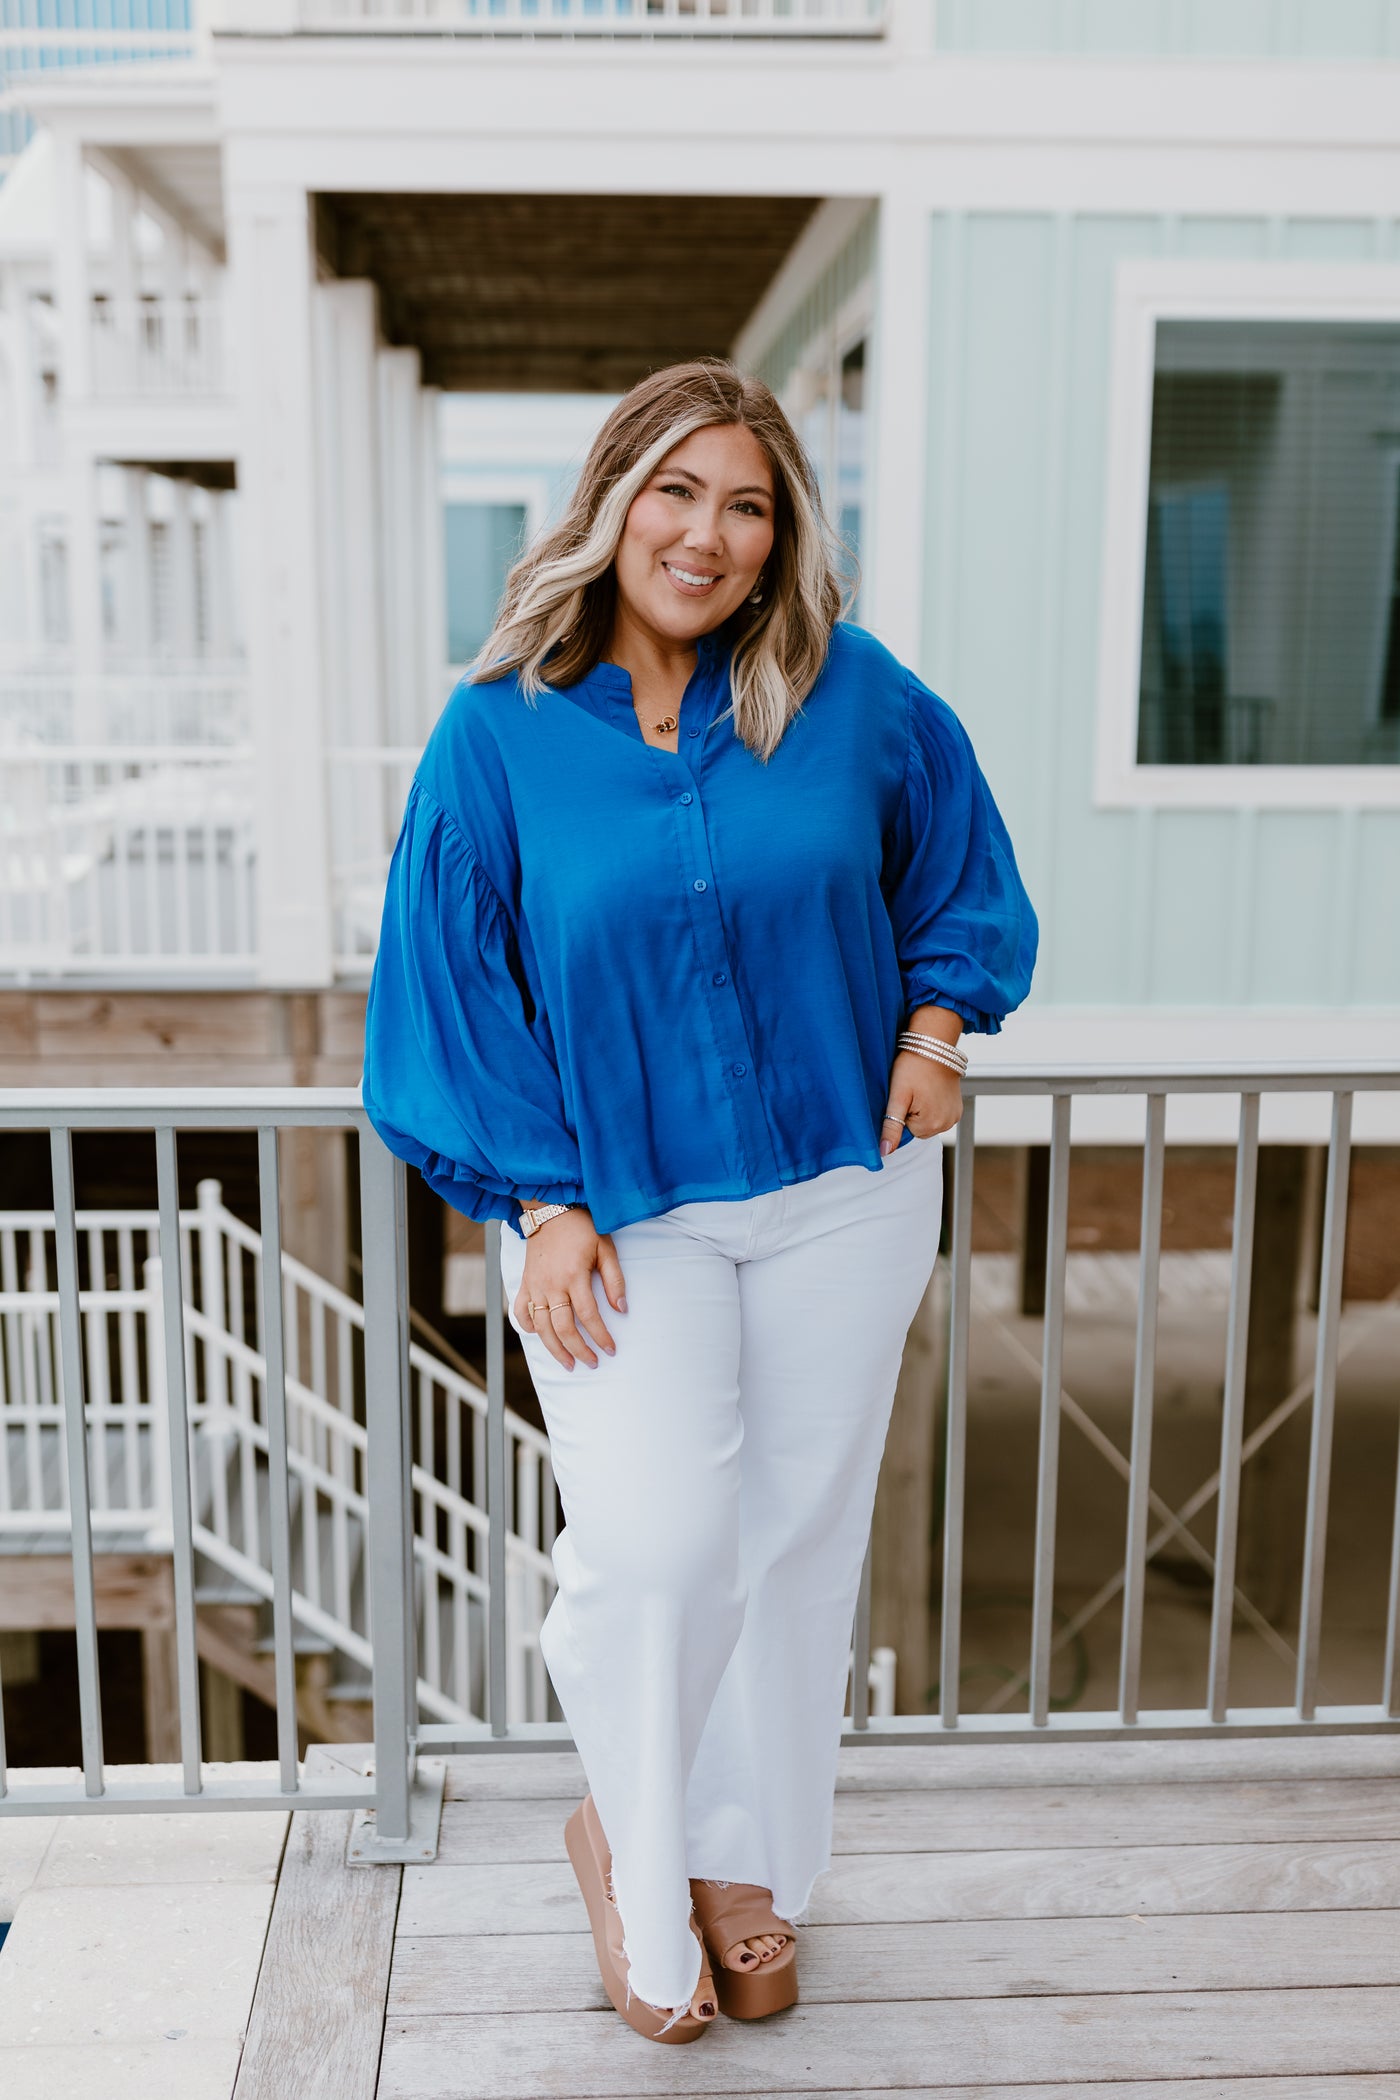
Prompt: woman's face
<box><xmin>612</xmin><ymin>423</ymin><xmax>777</xmax><ymax>647</ymax></box>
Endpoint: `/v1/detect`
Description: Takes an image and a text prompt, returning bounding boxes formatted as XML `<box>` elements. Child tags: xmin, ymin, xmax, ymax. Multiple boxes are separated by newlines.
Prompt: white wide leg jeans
<box><xmin>498</xmin><ymin>1133</ymin><xmax>943</xmax><ymax>2014</ymax></box>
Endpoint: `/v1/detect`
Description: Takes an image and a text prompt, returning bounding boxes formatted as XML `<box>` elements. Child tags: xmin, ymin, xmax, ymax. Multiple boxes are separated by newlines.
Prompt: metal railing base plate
<box><xmin>346</xmin><ymin>1755</ymin><xmax>445</xmax><ymax>1865</ymax></box>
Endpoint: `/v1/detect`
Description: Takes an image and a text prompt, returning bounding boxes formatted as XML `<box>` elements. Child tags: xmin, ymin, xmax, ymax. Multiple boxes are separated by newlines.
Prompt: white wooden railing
<box><xmin>90</xmin><ymin>296</ymin><xmax>226</xmax><ymax>399</ymax></box>
<box><xmin>0</xmin><ymin>1178</ymin><xmax>559</xmax><ymax>1725</ymax></box>
<box><xmin>0</xmin><ymin>672</ymin><xmax>255</xmax><ymax>977</ymax></box>
<box><xmin>328</xmin><ymin>746</ymin><xmax>417</xmax><ymax>972</ymax></box>
<box><xmin>246</xmin><ymin>0</ymin><xmax>888</xmax><ymax>33</ymax></box>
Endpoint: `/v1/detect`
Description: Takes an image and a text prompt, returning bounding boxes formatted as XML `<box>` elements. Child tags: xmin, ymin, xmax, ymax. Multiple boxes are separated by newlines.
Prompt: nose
<box><xmin>682</xmin><ymin>505</ymin><xmax>725</xmax><ymax>555</ymax></box>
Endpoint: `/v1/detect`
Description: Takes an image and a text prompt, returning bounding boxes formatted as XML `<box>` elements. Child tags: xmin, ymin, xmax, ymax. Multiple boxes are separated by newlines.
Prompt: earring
<box><xmin>748</xmin><ymin>574</ymin><xmax>766</xmax><ymax>607</ymax></box>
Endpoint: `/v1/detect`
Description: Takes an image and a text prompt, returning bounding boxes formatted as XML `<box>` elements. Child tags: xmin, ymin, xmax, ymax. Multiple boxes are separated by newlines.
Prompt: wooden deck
<box><xmin>229</xmin><ymin>1733</ymin><xmax>1400</xmax><ymax>2098</ymax></box>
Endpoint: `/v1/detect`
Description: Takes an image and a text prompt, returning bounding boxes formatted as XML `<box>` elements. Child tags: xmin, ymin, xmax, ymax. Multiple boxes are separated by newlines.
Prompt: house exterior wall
<box><xmin>917</xmin><ymin>206</ymin><xmax>1400</xmax><ymax>1020</ymax></box>
<box><xmin>932</xmin><ymin>0</ymin><xmax>1400</xmax><ymax>60</ymax></box>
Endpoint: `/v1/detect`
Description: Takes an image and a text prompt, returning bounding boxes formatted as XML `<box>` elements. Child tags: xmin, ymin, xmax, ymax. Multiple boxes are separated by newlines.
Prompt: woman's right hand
<box><xmin>514</xmin><ymin>1207</ymin><xmax>626</xmax><ymax>1371</ymax></box>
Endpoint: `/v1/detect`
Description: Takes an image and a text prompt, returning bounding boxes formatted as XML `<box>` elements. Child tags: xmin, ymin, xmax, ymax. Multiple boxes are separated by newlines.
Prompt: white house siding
<box><xmin>932</xmin><ymin>0</ymin><xmax>1400</xmax><ymax>61</ymax></box>
<box><xmin>919</xmin><ymin>206</ymin><xmax>1400</xmax><ymax>1017</ymax></box>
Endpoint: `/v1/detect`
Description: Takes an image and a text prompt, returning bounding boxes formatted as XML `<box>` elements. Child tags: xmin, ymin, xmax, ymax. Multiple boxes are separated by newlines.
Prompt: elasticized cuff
<box><xmin>902</xmin><ymin>985</ymin><xmax>1005</xmax><ymax>1037</ymax></box>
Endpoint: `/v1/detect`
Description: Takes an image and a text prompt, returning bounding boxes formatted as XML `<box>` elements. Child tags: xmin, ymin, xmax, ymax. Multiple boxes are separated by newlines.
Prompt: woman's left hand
<box><xmin>880</xmin><ymin>1053</ymin><xmax>963</xmax><ymax>1154</ymax></box>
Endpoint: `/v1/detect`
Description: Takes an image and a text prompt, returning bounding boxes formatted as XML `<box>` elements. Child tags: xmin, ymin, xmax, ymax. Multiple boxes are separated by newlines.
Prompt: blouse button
<box><xmin>732</xmin><ymin>1063</ymin><xmax>747</xmax><ymax>1078</ymax></box>
<box><xmin>679</xmin><ymin>792</ymin><xmax>694</xmax><ymax>806</ymax></box>
<box><xmin>693</xmin><ymin>878</ymin><xmax>708</xmax><ymax>893</ymax></box>
<box><xmin>688</xmin><ymin>727</ymin><xmax>700</xmax><ymax>738</ymax></box>
<box><xmin>712</xmin><ymin>971</ymin><xmax>727</xmax><ymax>986</ymax></box>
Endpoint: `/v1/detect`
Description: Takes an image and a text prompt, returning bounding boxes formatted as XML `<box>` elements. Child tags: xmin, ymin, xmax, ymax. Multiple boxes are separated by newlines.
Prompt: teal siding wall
<box><xmin>920</xmin><ymin>209</ymin><xmax>1400</xmax><ymax>1013</ymax></box>
<box><xmin>933</xmin><ymin>0</ymin><xmax>1400</xmax><ymax>59</ymax></box>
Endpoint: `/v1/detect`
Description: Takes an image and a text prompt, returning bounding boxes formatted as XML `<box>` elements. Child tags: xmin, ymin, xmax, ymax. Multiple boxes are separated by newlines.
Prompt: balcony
<box><xmin>90</xmin><ymin>296</ymin><xmax>227</xmax><ymax>403</ymax></box>
<box><xmin>1</xmin><ymin>1065</ymin><xmax>1398</xmax><ymax>2094</ymax></box>
<box><xmin>227</xmin><ymin>0</ymin><xmax>889</xmax><ymax>33</ymax></box>
<box><xmin>0</xmin><ymin>672</ymin><xmax>255</xmax><ymax>982</ymax></box>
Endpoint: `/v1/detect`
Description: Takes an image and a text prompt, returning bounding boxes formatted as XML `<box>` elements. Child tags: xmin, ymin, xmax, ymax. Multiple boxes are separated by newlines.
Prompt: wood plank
<box><xmin>432</xmin><ymin>1779</ymin><xmax>1400</xmax><ymax>1866</ymax></box>
<box><xmin>33</xmin><ymin>991</ymin><xmax>282</xmax><ymax>1063</ymax></box>
<box><xmin>827</xmin><ymin>1737</ymin><xmax>1400</xmax><ymax>1789</ymax></box>
<box><xmin>375</xmin><ymin>2087</ymin><xmax>1400</xmax><ymax>2100</ymax></box>
<box><xmin>375</xmin><ymin>1989</ymin><xmax>1400</xmax><ymax>2098</ymax></box>
<box><xmin>0</xmin><ymin>1553</ymin><xmax>173</xmax><ymax>1631</ymax></box>
<box><xmin>438</xmin><ymin>1736</ymin><xmax>1400</xmax><ymax>1807</ymax></box>
<box><xmin>387</xmin><ymin>1908</ymin><xmax>1400</xmax><ymax>2016</ymax></box>
<box><xmin>396</xmin><ymin>1840</ymin><xmax>1400</xmax><ymax>1937</ymax></box>
<box><xmin>232</xmin><ymin>1797</ymin><xmax>398</xmax><ymax>2100</ymax></box>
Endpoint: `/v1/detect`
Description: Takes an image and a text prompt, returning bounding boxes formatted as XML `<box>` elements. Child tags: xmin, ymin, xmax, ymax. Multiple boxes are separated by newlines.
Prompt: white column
<box><xmin>11</xmin><ymin>297</ymin><xmax>39</xmax><ymax>475</ymax></box>
<box><xmin>419</xmin><ymin>387</ymin><xmax>445</xmax><ymax>701</ymax></box>
<box><xmin>167</xmin><ymin>477</ymin><xmax>200</xmax><ymax>659</ymax></box>
<box><xmin>52</xmin><ymin>131</ymin><xmax>93</xmax><ymax>404</ymax></box>
<box><xmin>203</xmin><ymin>489</ymin><xmax>235</xmax><ymax>661</ymax></box>
<box><xmin>226</xmin><ymin>182</ymin><xmax>333</xmax><ymax>987</ymax></box>
<box><xmin>319</xmin><ymin>281</ymin><xmax>385</xmax><ymax>750</ymax></box>
<box><xmin>865</xmin><ymin>183</ymin><xmax>932</xmax><ymax>671</ymax></box>
<box><xmin>66</xmin><ymin>452</ymin><xmax>104</xmax><ymax>731</ymax></box>
<box><xmin>106</xmin><ymin>165</ymin><xmax>138</xmax><ymax>394</ymax></box>
<box><xmin>123</xmin><ymin>466</ymin><xmax>153</xmax><ymax>660</ymax></box>
<box><xmin>377</xmin><ymin>345</ymin><xmax>423</xmax><ymax>747</ymax></box>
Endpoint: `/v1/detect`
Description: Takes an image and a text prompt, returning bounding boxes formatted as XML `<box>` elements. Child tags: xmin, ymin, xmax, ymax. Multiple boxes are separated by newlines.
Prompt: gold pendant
<box><xmin>652</xmin><ymin>714</ymin><xmax>679</xmax><ymax>735</ymax></box>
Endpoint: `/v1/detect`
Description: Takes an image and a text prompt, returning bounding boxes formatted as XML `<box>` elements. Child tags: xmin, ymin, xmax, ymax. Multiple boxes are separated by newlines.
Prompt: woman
<box><xmin>362</xmin><ymin>359</ymin><xmax>1036</xmax><ymax>2044</ymax></box>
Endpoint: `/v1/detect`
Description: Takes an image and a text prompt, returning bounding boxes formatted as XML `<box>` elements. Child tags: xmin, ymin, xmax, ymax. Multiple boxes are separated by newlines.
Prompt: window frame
<box><xmin>440</xmin><ymin>471</ymin><xmax>550</xmax><ymax>673</ymax></box>
<box><xmin>1094</xmin><ymin>259</ymin><xmax>1400</xmax><ymax>810</ymax></box>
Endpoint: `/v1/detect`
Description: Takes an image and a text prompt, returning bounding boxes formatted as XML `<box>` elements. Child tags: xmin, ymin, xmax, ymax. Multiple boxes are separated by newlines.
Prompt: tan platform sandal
<box><xmin>689</xmin><ymin>1879</ymin><xmax>799</xmax><ymax>2019</ymax></box>
<box><xmin>565</xmin><ymin>1795</ymin><xmax>717</xmax><ymax>2045</ymax></box>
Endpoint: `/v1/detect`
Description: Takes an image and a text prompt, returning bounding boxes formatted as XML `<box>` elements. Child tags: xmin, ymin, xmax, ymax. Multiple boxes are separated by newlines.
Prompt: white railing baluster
<box><xmin>84</xmin><ymin>1225</ymin><xmax>111</xmax><ymax>1514</ymax></box>
<box><xmin>116</xmin><ymin>1226</ymin><xmax>142</xmax><ymax>1510</ymax></box>
<box><xmin>0</xmin><ymin>1229</ymin><xmax>21</xmax><ymax>1516</ymax></box>
<box><xmin>24</xmin><ymin>1229</ymin><xmax>48</xmax><ymax>1512</ymax></box>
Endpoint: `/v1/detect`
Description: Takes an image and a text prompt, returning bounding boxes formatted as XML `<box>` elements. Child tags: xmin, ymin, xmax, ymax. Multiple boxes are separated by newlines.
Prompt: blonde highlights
<box><xmin>470</xmin><ymin>359</ymin><xmax>847</xmax><ymax>762</ymax></box>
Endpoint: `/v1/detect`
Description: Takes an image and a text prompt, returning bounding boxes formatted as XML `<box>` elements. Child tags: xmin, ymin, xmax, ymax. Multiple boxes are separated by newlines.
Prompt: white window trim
<box><xmin>1094</xmin><ymin>260</ymin><xmax>1400</xmax><ymax>811</ymax></box>
<box><xmin>440</xmin><ymin>470</ymin><xmax>551</xmax><ymax>552</ymax></box>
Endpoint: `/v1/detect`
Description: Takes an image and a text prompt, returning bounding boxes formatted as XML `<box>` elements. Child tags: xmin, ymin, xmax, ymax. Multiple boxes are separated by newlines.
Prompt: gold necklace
<box><xmin>645</xmin><ymin>712</ymin><xmax>679</xmax><ymax>735</ymax></box>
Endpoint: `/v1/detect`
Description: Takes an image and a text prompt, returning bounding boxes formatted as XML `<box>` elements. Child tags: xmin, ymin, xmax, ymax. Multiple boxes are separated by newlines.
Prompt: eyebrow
<box><xmin>657</xmin><ymin>467</ymin><xmax>773</xmax><ymax>498</ymax></box>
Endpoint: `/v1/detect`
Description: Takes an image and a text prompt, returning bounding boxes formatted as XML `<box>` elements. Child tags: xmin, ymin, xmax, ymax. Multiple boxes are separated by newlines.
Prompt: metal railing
<box><xmin>431</xmin><ymin>1061</ymin><xmax>1400</xmax><ymax>1755</ymax></box>
<box><xmin>0</xmin><ymin>1066</ymin><xmax>1397</xmax><ymax>1857</ymax></box>
<box><xmin>283</xmin><ymin>0</ymin><xmax>887</xmax><ymax>33</ymax></box>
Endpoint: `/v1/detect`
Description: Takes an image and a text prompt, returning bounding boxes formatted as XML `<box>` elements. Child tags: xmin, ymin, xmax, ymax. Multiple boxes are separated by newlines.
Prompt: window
<box><xmin>1096</xmin><ymin>264</ymin><xmax>1400</xmax><ymax>807</ymax></box>
<box><xmin>443</xmin><ymin>501</ymin><xmax>529</xmax><ymax>668</ymax></box>
<box><xmin>1138</xmin><ymin>321</ymin><xmax>1400</xmax><ymax>768</ymax></box>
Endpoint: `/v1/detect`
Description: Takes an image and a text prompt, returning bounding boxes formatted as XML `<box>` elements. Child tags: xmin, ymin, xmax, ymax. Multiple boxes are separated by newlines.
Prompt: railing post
<box><xmin>357</xmin><ymin>1126</ymin><xmax>417</xmax><ymax>1853</ymax></box>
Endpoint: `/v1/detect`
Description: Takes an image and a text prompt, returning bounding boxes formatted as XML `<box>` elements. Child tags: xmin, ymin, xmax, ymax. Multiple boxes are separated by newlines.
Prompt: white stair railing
<box><xmin>0</xmin><ymin>1181</ymin><xmax>557</xmax><ymax>1723</ymax></box>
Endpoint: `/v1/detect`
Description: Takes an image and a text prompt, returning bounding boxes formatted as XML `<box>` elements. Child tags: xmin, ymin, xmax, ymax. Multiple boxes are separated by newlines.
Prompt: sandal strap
<box><xmin>690</xmin><ymin>1879</ymin><xmax>791</xmax><ymax>1954</ymax></box>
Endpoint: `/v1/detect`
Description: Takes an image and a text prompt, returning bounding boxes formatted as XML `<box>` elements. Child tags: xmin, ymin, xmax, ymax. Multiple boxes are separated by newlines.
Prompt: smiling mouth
<box><xmin>662</xmin><ymin>562</ymin><xmax>723</xmax><ymax>594</ymax></box>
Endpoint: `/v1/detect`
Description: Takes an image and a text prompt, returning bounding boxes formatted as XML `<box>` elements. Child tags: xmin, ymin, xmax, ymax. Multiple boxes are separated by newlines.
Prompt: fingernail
<box><xmin>618</xmin><ymin>1296</ymin><xmax>628</xmax><ymax>1313</ymax></box>
<box><xmin>603</xmin><ymin>1344</ymin><xmax>616</xmax><ymax>1356</ymax></box>
<box><xmin>879</xmin><ymin>1138</ymin><xmax>893</xmax><ymax>1156</ymax></box>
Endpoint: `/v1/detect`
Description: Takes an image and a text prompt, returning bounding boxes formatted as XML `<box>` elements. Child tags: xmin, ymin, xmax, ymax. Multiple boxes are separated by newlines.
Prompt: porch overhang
<box><xmin>314</xmin><ymin>190</ymin><xmax>821</xmax><ymax>393</ymax></box>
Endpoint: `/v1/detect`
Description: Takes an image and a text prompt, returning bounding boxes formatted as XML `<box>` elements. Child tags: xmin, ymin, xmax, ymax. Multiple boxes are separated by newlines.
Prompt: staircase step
<box><xmin>195</xmin><ymin>1580</ymin><xmax>262</xmax><ymax>1609</ymax></box>
<box><xmin>252</xmin><ymin>1630</ymin><xmax>335</xmax><ymax>1658</ymax></box>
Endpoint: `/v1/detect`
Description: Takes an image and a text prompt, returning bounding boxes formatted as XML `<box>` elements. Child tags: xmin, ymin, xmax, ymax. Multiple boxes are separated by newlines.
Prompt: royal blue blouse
<box><xmin>362</xmin><ymin>620</ymin><xmax>1037</xmax><ymax>1239</ymax></box>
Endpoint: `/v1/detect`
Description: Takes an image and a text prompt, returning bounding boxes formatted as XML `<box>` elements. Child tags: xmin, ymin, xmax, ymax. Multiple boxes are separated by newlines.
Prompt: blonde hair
<box><xmin>470</xmin><ymin>359</ymin><xmax>847</xmax><ymax>763</ymax></box>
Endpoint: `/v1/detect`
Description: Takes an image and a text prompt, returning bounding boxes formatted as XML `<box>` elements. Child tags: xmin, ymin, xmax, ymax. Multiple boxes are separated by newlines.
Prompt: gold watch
<box><xmin>518</xmin><ymin>1202</ymin><xmax>574</xmax><ymax>1238</ymax></box>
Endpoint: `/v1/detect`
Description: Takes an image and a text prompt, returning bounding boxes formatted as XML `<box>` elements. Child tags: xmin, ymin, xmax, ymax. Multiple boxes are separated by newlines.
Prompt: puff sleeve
<box><xmin>882</xmin><ymin>673</ymin><xmax>1038</xmax><ymax>1035</ymax></box>
<box><xmin>361</xmin><ymin>780</ymin><xmax>584</xmax><ymax>1233</ymax></box>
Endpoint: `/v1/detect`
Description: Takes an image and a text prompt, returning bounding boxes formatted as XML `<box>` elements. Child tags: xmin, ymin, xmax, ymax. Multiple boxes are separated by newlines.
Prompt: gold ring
<box><xmin>881</xmin><ymin>1115</ymin><xmax>906</xmax><ymax>1126</ymax></box>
